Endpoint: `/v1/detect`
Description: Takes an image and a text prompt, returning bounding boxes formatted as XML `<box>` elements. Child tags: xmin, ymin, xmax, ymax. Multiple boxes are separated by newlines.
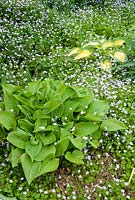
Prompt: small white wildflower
<box><xmin>44</xmin><ymin>191</ymin><xmax>48</xmax><ymax>194</ymax></box>
<box><xmin>9</xmin><ymin>179</ymin><xmax>13</xmax><ymax>183</ymax></box>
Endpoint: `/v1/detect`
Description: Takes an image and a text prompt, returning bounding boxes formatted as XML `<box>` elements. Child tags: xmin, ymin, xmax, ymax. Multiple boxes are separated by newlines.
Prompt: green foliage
<box><xmin>0</xmin><ymin>79</ymin><xmax>127</xmax><ymax>184</ymax></box>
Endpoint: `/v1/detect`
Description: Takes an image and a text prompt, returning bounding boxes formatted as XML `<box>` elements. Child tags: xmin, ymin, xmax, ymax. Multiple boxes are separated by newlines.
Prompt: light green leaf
<box><xmin>33</xmin><ymin>110</ymin><xmax>50</xmax><ymax>120</ymax></box>
<box><xmin>73</xmin><ymin>86</ymin><xmax>94</xmax><ymax>98</ymax></box>
<box><xmin>40</xmin><ymin>133</ymin><xmax>56</xmax><ymax>145</ymax></box>
<box><xmin>43</xmin><ymin>99</ymin><xmax>62</xmax><ymax>114</ymax></box>
<box><xmin>9</xmin><ymin>147</ymin><xmax>24</xmax><ymax>167</ymax></box>
<box><xmin>74</xmin><ymin>96</ymin><xmax>94</xmax><ymax>112</ymax></box>
<box><xmin>34</xmin><ymin>118</ymin><xmax>48</xmax><ymax>132</ymax></box>
<box><xmin>35</xmin><ymin>145</ymin><xmax>56</xmax><ymax>161</ymax></box>
<box><xmin>60</xmin><ymin>86</ymin><xmax>76</xmax><ymax>102</ymax></box>
<box><xmin>0</xmin><ymin>111</ymin><xmax>16</xmax><ymax>130</ymax></box>
<box><xmin>2</xmin><ymin>84</ymin><xmax>21</xmax><ymax>94</ymax></box>
<box><xmin>90</xmin><ymin>140</ymin><xmax>100</xmax><ymax>148</ymax></box>
<box><xmin>25</xmin><ymin>81</ymin><xmax>41</xmax><ymax>95</ymax></box>
<box><xmin>20</xmin><ymin>153</ymin><xmax>41</xmax><ymax>184</ymax></box>
<box><xmin>70</xmin><ymin>136</ymin><xmax>86</xmax><ymax>150</ymax></box>
<box><xmin>74</xmin><ymin>122</ymin><xmax>99</xmax><ymax>137</ymax></box>
<box><xmin>101</xmin><ymin>119</ymin><xmax>127</xmax><ymax>131</ymax></box>
<box><xmin>56</xmin><ymin>138</ymin><xmax>69</xmax><ymax>157</ymax></box>
<box><xmin>25</xmin><ymin>141</ymin><xmax>42</xmax><ymax>161</ymax></box>
<box><xmin>18</xmin><ymin>119</ymin><xmax>34</xmax><ymax>133</ymax></box>
<box><xmin>36</xmin><ymin>158</ymin><xmax>59</xmax><ymax>177</ymax></box>
<box><xmin>3</xmin><ymin>91</ymin><xmax>19</xmax><ymax>115</ymax></box>
<box><xmin>83</xmin><ymin>100</ymin><xmax>109</xmax><ymax>121</ymax></box>
<box><xmin>65</xmin><ymin>150</ymin><xmax>84</xmax><ymax>164</ymax></box>
<box><xmin>92</xmin><ymin>128</ymin><xmax>102</xmax><ymax>140</ymax></box>
<box><xmin>7</xmin><ymin>128</ymin><xmax>31</xmax><ymax>149</ymax></box>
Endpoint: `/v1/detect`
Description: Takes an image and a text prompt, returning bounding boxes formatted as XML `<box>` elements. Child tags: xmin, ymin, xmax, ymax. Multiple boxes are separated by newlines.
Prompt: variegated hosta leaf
<box><xmin>102</xmin><ymin>41</ymin><xmax>113</xmax><ymax>49</ymax></box>
<box><xmin>114</xmin><ymin>39</ymin><xmax>125</xmax><ymax>47</ymax></box>
<box><xmin>83</xmin><ymin>41</ymin><xmax>100</xmax><ymax>48</ymax></box>
<box><xmin>114</xmin><ymin>51</ymin><xmax>126</xmax><ymax>62</ymax></box>
<box><xmin>68</xmin><ymin>48</ymin><xmax>80</xmax><ymax>56</ymax></box>
<box><xmin>100</xmin><ymin>60</ymin><xmax>112</xmax><ymax>70</ymax></box>
<box><xmin>75</xmin><ymin>49</ymin><xmax>92</xmax><ymax>60</ymax></box>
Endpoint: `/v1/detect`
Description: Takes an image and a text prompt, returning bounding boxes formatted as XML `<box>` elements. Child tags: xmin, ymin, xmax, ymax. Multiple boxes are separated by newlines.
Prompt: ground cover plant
<box><xmin>0</xmin><ymin>0</ymin><xmax>135</xmax><ymax>199</ymax></box>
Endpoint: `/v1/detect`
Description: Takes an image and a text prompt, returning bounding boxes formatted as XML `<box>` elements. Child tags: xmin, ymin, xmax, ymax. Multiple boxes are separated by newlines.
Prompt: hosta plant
<box><xmin>68</xmin><ymin>38</ymin><xmax>127</xmax><ymax>69</ymax></box>
<box><xmin>0</xmin><ymin>80</ymin><xmax>127</xmax><ymax>184</ymax></box>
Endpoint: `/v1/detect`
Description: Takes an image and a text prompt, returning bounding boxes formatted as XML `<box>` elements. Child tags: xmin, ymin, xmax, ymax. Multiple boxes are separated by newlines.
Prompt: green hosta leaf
<box><xmin>43</xmin><ymin>99</ymin><xmax>62</xmax><ymax>114</ymax></box>
<box><xmin>74</xmin><ymin>122</ymin><xmax>99</xmax><ymax>137</ymax></box>
<box><xmin>74</xmin><ymin>96</ymin><xmax>94</xmax><ymax>112</ymax></box>
<box><xmin>25</xmin><ymin>141</ymin><xmax>42</xmax><ymax>161</ymax></box>
<box><xmin>7</xmin><ymin>128</ymin><xmax>31</xmax><ymax>149</ymax></box>
<box><xmin>65</xmin><ymin>150</ymin><xmax>84</xmax><ymax>164</ymax></box>
<box><xmin>25</xmin><ymin>81</ymin><xmax>41</xmax><ymax>95</ymax></box>
<box><xmin>56</xmin><ymin>138</ymin><xmax>69</xmax><ymax>157</ymax></box>
<box><xmin>36</xmin><ymin>158</ymin><xmax>59</xmax><ymax>177</ymax></box>
<box><xmin>83</xmin><ymin>100</ymin><xmax>109</xmax><ymax>121</ymax></box>
<box><xmin>74</xmin><ymin>86</ymin><xmax>94</xmax><ymax>98</ymax></box>
<box><xmin>0</xmin><ymin>111</ymin><xmax>16</xmax><ymax>130</ymax></box>
<box><xmin>60</xmin><ymin>128</ymin><xmax>70</xmax><ymax>139</ymax></box>
<box><xmin>3</xmin><ymin>91</ymin><xmax>19</xmax><ymax>115</ymax></box>
<box><xmin>18</xmin><ymin>119</ymin><xmax>34</xmax><ymax>133</ymax></box>
<box><xmin>2</xmin><ymin>84</ymin><xmax>21</xmax><ymax>94</ymax></box>
<box><xmin>63</xmin><ymin>122</ymin><xmax>73</xmax><ymax>131</ymax></box>
<box><xmin>18</xmin><ymin>105</ymin><xmax>33</xmax><ymax>119</ymax></box>
<box><xmin>20</xmin><ymin>153</ymin><xmax>41</xmax><ymax>184</ymax></box>
<box><xmin>101</xmin><ymin>119</ymin><xmax>127</xmax><ymax>131</ymax></box>
<box><xmin>33</xmin><ymin>110</ymin><xmax>50</xmax><ymax>120</ymax></box>
<box><xmin>90</xmin><ymin>140</ymin><xmax>100</xmax><ymax>148</ymax></box>
<box><xmin>40</xmin><ymin>133</ymin><xmax>56</xmax><ymax>145</ymax></box>
<box><xmin>63</xmin><ymin>100</ymin><xmax>79</xmax><ymax>120</ymax></box>
<box><xmin>70</xmin><ymin>136</ymin><xmax>86</xmax><ymax>150</ymax></box>
<box><xmin>60</xmin><ymin>86</ymin><xmax>76</xmax><ymax>102</ymax></box>
<box><xmin>9</xmin><ymin>147</ymin><xmax>24</xmax><ymax>167</ymax></box>
<box><xmin>34</xmin><ymin>118</ymin><xmax>48</xmax><ymax>132</ymax></box>
<box><xmin>92</xmin><ymin>128</ymin><xmax>102</xmax><ymax>140</ymax></box>
<box><xmin>35</xmin><ymin>145</ymin><xmax>56</xmax><ymax>161</ymax></box>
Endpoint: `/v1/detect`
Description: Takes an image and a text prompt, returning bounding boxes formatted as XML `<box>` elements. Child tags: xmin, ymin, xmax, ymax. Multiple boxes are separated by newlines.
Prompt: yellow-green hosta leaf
<box><xmin>100</xmin><ymin>60</ymin><xmax>112</xmax><ymax>70</ymax></box>
<box><xmin>83</xmin><ymin>41</ymin><xmax>100</xmax><ymax>48</ymax></box>
<box><xmin>75</xmin><ymin>49</ymin><xmax>92</xmax><ymax>60</ymax></box>
<box><xmin>102</xmin><ymin>41</ymin><xmax>113</xmax><ymax>49</ymax></box>
<box><xmin>114</xmin><ymin>39</ymin><xmax>125</xmax><ymax>47</ymax></box>
<box><xmin>114</xmin><ymin>51</ymin><xmax>126</xmax><ymax>62</ymax></box>
<box><xmin>0</xmin><ymin>111</ymin><xmax>16</xmax><ymax>130</ymax></box>
<box><xmin>68</xmin><ymin>48</ymin><xmax>80</xmax><ymax>56</ymax></box>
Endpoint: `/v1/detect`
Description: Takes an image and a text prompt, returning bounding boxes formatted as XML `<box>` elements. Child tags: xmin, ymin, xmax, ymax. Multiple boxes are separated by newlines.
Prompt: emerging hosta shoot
<box><xmin>0</xmin><ymin>80</ymin><xmax>127</xmax><ymax>184</ymax></box>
